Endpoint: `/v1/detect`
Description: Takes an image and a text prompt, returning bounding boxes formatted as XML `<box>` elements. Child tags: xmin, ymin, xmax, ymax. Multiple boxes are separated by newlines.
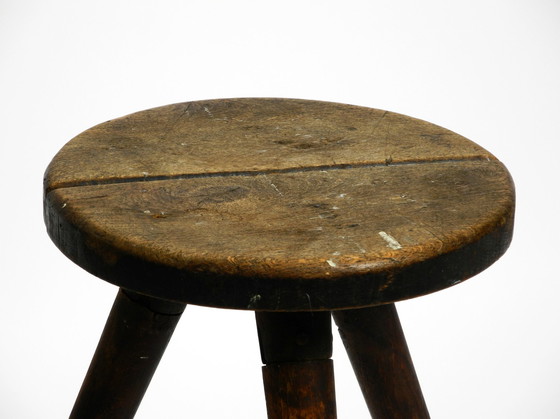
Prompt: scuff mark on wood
<box><xmin>379</xmin><ymin>231</ymin><xmax>402</xmax><ymax>250</ymax></box>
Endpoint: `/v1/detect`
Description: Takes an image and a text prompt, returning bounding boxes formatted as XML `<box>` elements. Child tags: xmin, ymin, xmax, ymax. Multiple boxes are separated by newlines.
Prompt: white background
<box><xmin>2</xmin><ymin>1</ymin><xmax>559</xmax><ymax>417</ymax></box>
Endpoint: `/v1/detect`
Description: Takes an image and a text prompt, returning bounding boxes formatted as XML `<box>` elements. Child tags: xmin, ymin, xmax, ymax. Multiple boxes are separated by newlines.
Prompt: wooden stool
<box><xmin>44</xmin><ymin>98</ymin><xmax>514</xmax><ymax>418</ymax></box>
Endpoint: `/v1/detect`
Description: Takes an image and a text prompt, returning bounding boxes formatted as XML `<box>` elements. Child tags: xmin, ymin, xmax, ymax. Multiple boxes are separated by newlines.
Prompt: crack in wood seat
<box><xmin>44</xmin><ymin>98</ymin><xmax>514</xmax><ymax>311</ymax></box>
<box><xmin>44</xmin><ymin>98</ymin><xmax>515</xmax><ymax>418</ymax></box>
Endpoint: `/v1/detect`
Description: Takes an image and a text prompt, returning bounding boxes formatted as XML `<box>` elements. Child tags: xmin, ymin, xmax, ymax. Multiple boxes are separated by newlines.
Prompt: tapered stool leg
<box><xmin>69</xmin><ymin>289</ymin><xmax>186</xmax><ymax>419</ymax></box>
<box><xmin>256</xmin><ymin>311</ymin><xmax>337</xmax><ymax>419</ymax></box>
<box><xmin>332</xmin><ymin>304</ymin><xmax>430</xmax><ymax>419</ymax></box>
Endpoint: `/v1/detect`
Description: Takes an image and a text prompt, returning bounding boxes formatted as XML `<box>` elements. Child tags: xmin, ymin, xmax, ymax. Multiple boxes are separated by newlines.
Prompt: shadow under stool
<box><xmin>43</xmin><ymin>98</ymin><xmax>515</xmax><ymax>418</ymax></box>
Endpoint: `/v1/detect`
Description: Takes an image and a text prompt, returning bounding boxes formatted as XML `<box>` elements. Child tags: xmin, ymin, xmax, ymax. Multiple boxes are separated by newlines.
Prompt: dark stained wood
<box><xmin>69</xmin><ymin>289</ymin><xmax>185</xmax><ymax>419</ymax></box>
<box><xmin>333</xmin><ymin>304</ymin><xmax>429</xmax><ymax>419</ymax></box>
<box><xmin>45</xmin><ymin>99</ymin><xmax>516</xmax><ymax>418</ymax></box>
<box><xmin>43</xmin><ymin>98</ymin><xmax>515</xmax><ymax>310</ymax></box>
<box><xmin>262</xmin><ymin>360</ymin><xmax>337</xmax><ymax>419</ymax></box>
<box><xmin>257</xmin><ymin>311</ymin><xmax>336</xmax><ymax>418</ymax></box>
<box><xmin>256</xmin><ymin>311</ymin><xmax>333</xmax><ymax>363</ymax></box>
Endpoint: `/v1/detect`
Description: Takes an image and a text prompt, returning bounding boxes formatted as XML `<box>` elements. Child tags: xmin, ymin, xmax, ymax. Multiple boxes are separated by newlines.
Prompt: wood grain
<box><xmin>69</xmin><ymin>289</ymin><xmax>185</xmax><ymax>419</ymax></box>
<box><xmin>262</xmin><ymin>360</ymin><xmax>337</xmax><ymax>419</ymax></box>
<box><xmin>44</xmin><ymin>98</ymin><xmax>494</xmax><ymax>191</ymax></box>
<box><xmin>333</xmin><ymin>304</ymin><xmax>430</xmax><ymax>419</ymax></box>
<box><xmin>44</xmin><ymin>98</ymin><xmax>515</xmax><ymax>310</ymax></box>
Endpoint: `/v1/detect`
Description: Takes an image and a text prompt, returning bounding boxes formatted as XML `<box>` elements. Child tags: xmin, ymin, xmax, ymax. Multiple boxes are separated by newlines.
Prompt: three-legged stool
<box><xmin>44</xmin><ymin>98</ymin><xmax>515</xmax><ymax>418</ymax></box>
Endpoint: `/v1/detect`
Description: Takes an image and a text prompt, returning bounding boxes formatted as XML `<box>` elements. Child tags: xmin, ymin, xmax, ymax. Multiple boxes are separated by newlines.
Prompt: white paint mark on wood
<box><xmin>203</xmin><ymin>106</ymin><xmax>214</xmax><ymax>118</ymax></box>
<box><xmin>264</xmin><ymin>175</ymin><xmax>283</xmax><ymax>196</ymax></box>
<box><xmin>270</xmin><ymin>182</ymin><xmax>282</xmax><ymax>195</ymax></box>
<box><xmin>248</xmin><ymin>294</ymin><xmax>262</xmax><ymax>308</ymax></box>
<box><xmin>379</xmin><ymin>231</ymin><xmax>402</xmax><ymax>250</ymax></box>
<box><xmin>326</xmin><ymin>259</ymin><xmax>337</xmax><ymax>267</ymax></box>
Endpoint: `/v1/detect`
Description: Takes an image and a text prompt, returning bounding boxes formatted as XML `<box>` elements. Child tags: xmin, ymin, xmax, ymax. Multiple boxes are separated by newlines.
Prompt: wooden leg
<box><xmin>256</xmin><ymin>311</ymin><xmax>337</xmax><ymax>419</ymax></box>
<box><xmin>332</xmin><ymin>304</ymin><xmax>430</xmax><ymax>419</ymax></box>
<box><xmin>69</xmin><ymin>289</ymin><xmax>186</xmax><ymax>419</ymax></box>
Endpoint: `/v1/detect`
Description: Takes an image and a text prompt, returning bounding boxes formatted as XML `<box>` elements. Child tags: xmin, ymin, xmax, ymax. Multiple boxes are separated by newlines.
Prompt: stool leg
<box><xmin>69</xmin><ymin>288</ymin><xmax>186</xmax><ymax>419</ymax></box>
<box><xmin>256</xmin><ymin>311</ymin><xmax>337</xmax><ymax>419</ymax></box>
<box><xmin>332</xmin><ymin>304</ymin><xmax>430</xmax><ymax>419</ymax></box>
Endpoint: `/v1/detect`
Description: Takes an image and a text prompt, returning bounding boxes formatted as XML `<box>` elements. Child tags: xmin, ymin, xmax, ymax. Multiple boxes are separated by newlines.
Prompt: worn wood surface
<box><xmin>44</xmin><ymin>98</ymin><xmax>515</xmax><ymax>310</ymax></box>
<box><xmin>333</xmin><ymin>304</ymin><xmax>430</xmax><ymax>419</ymax></box>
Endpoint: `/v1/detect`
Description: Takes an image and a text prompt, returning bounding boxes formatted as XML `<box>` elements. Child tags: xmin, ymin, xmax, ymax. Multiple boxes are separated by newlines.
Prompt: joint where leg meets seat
<box><xmin>256</xmin><ymin>311</ymin><xmax>337</xmax><ymax>419</ymax></box>
<box><xmin>69</xmin><ymin>289</ymin><xmax>185</xmax><ymax>419</ymax></box>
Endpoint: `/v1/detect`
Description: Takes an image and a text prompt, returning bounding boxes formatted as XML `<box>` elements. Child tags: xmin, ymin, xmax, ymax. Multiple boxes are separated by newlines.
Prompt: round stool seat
<box><xmin>44</xmin><ymin>98</ymin><xmax>514</xmax><ymax>311</ymax></box>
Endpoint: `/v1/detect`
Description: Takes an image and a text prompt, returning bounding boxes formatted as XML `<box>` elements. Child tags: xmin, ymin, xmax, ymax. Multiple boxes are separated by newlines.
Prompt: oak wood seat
<box><xmin>44</xmin><ymin>98</ymin><xmax>514</xmax><ymax>311</ymax></box>
<box><xmin>44</xmin><ymin>98</ymin><xmax>514</xmax><ymax>418</ymax></box>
